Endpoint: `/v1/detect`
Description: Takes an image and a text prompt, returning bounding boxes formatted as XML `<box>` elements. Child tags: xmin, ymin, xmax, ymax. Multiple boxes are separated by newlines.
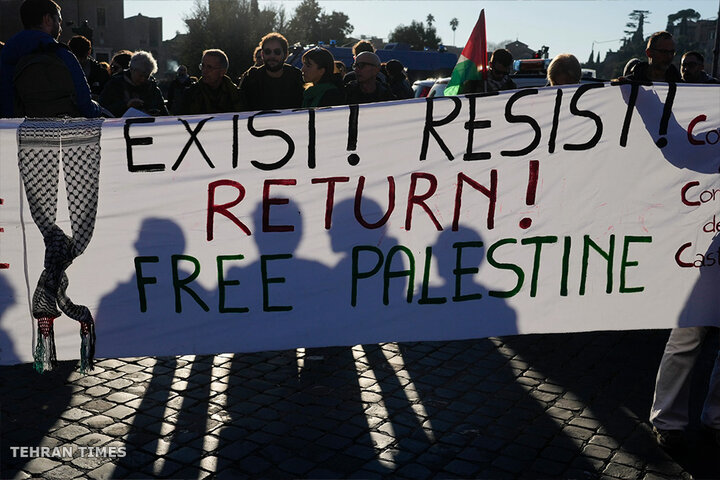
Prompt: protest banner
<box><xmin>0</xmin><ymin>83</ymin><xmax>719</xmax><ymax>366</ymax></box>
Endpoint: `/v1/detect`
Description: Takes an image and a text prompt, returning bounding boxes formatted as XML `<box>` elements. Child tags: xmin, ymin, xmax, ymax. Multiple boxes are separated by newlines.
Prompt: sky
<box><xmin>124</xmin><ymin>0</ymin><xmax>719</xmax><ymax>63</ymax></box>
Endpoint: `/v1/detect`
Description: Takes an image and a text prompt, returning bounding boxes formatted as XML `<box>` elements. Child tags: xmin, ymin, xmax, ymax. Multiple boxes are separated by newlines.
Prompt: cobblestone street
<box><xmin>1</xmin><ymin>330</ymin><xmax>719</xmax><ymax>479</ymax></box>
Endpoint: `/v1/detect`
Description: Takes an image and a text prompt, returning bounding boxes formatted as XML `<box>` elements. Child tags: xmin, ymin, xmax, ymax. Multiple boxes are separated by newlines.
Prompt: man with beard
<box><xmin>0</xmin><ymin>0</ymin><xmax>100</xmax><ymax>118</ymax></box>
<box><xmin>238</xmin><ymin>32</ymin><xmax>304</xmax><ymax>111</ymax></box>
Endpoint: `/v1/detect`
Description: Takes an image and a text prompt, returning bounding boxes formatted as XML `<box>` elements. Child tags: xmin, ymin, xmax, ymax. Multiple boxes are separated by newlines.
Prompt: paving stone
<box><xmin>45</xmin><ymin>463</ymin><xmax>84</xmax><ymax>479</ymax></box>
<box><xmin>53</xmin><ymin>424</ymin><xmax>91</xmax><ymax>441</ymax></box>
<box><xmin>85</xmin><ymin>386</ymin><xmax>111</xmax><ymax>397</ymax></box>
<box><xmin>603</xmin><ymin>462</ymin><xmax>642</xmax><ymax>479</ymax></box>
<box><xmin>23</xmin><ymin>457</ymin><xmax>62</xmax><ymax>474</ymax></box>
<box><xmin>583</xmin><ymin>444</ymin><xmax>613</xmax><ymax>460</ymax></box>
<box><xmin>60</xmin><ymin>408</ymin><xmax>92</xmax><ymax>421</ymax></box>
<box><xmin>103</xmin><ymin>405</ymin><xmax>135</xmax><ymax>420</ymax></box>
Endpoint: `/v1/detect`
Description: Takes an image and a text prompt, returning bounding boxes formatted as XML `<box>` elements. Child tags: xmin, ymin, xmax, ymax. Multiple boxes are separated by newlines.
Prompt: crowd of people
<box><xmin>1</xmin><ymin>0</ymin><xmax>719</xmax><ymax>453</ymax></box>
<box><xmin>2</xmin><ymin>0</ymin><xmax>718</xmax><ymax>120</ymax></box>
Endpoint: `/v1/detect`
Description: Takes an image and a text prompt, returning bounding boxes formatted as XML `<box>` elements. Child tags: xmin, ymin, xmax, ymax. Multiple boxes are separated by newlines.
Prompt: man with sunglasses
<box><xmin>621</xmin><ymin>31</ymin><xmax>681</xmax><ymax>83</ymax></box>
<box><xmin>238</xmin><ymin>32</ymin><xmax>303</xmax><ymax>112</ymax></box>
<box><xmin>345</xmin><ymin>51</ymin><xmax>395</xmax><ymax>105</ymax></box>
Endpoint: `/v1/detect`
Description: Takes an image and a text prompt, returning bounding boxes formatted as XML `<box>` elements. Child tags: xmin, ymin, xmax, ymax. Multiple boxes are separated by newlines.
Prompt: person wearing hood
<box><xmin>0</xmin><ymin>0</ymin><xmax>100</xmax><ymax>118</ymax></box>
<box><xmin>99</xmin><ymin>50</ymin><xmax>168</xmax><ymax>117</ymax></box>
<box><xmin>301</xmin><ymin>47</ymin><xmax>345</xmax><ymax>108</ymax></box>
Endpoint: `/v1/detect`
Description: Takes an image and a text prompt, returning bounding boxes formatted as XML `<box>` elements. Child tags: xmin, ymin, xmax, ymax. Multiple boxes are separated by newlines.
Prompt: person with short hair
<box><xmin>110</xmin><ymin>49</ymin><xmax>132</xmax><ymax>76</ymax></box>
<box><xmin>384</xmin><ymin>59</ymin><xmax>413</xmax><ymax>99</ymax></box>
<box><xmin>68</xmin><ymin>34</ymin><xmax>110</xmax><ymax>97</ymax></box>
<box><xmin>547</xmin><ymin>53</ymin><xmax>582</xmax><ymax>86</ymax></box>
<box><xmin>0</xmin><ymin>0</ymin><xmax>100</xmax><ymax>117</ymax></box>
<box><xmin>238</xmin><ymin>32</ymin><xmax>304</xmax><ymax>111</ymax></box>
<box><xmin>99</xmin><ymin>50</ymin><xmax>168</xmax><ymax>117</ymax></box>
<box><xmin>621</xmin><ymin>31</ymin><xmax>681</xmax><ymax>83</ymax></box>
<box><xmin>461</xmin><ymin>48</ymin><xmax>517</xmax><ymax>94</ymax></box>
<box><xmin>301</xmin><ymin>47</ymin><xmax>345</xmax><ymax>107</ymax></box>
<box><xmin>344</xmin><ymin>51</ymin><xmax>395</xmax><ymax>104</ymax></box>
<box><xmin>176</xmin><ymin>49</ymin><xmax>244</xmax><ymax>114</ymax></box>
<box><xmin>680</xmin><ymin>51</ymin><xmax>719</xmax><ymax>84</ymax></box>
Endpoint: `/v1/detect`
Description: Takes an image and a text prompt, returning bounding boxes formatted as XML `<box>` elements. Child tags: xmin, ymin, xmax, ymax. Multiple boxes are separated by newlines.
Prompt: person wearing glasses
<box><xmin>344</xmin><ymin>51</ymin><xmax>395</xmax><ymax>105</ymax></box>
<box><xmin>620</xmin><ymin>31</ymin><xmax>681</xmax><ymax>83</ymax></box>
<box><xmin>99</xmin><ymin>50</ymin><xmax>168</xmax><ymax>117</ymax></box>
<box><xmin>238</xmin><ymin>32</ymin><xmax>304</xmax><ymax>111</ymax></box>
<box><xmin>679</xmin><ymin>51</ymin><xmax>719</xmax><ymax>84</ymax></box>
<box><xmin>300</xmin><ymin>47</ymin><xmax>345</xmax><ymax>108</ymax></box>
<box><xmin>175</xmin><ymin>49</ymin><xmax>243</xmax><ymax>115</ymax></box>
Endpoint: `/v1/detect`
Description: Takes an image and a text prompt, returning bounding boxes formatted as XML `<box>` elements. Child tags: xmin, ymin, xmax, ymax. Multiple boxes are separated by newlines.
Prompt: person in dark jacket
<box><xmin>0</xmin><ymin>0</ymin><xmax>100</xmax><ymax>118</ymax></box>
<box><xmin>619</xmin><ymin>31</ymin><xmax>681</xmax><ymax>83</ymax></box>
<box><xmin>175</xmin><ymin>49</ymin><xmax>243</xmax><ymax>115</ymax></box>
<box><xmin>300</xmin><ymin>47</ymin><xmax>345</xmax><ymax>108</ymax></box>
<box><xmin>68</xmin><ymin>34</ymin><xmax>109</xmax><ymax>98</ymax></box>
<box><xmin>238</xmin><ymin>32</ymin><xmax>304</xmax><ymax>111</ymax></box>
<box><xmin>99</xmin><ymin>50</ymin><xmax>168</xmax><ymax>117</ymax></box>
<box><xmin>383</xmin><ymin>59</ymin><xmax>413</xmax><ymax>100</ymax></box>
<box><xmin>680</xmin><ymin>50</ymin><xmax>720</xmax><ymax>84</ymax></box>
<box><xmin>344</xmin><ymin>51</ymin><xmax>395</xmax><ymax>105</ymax></box>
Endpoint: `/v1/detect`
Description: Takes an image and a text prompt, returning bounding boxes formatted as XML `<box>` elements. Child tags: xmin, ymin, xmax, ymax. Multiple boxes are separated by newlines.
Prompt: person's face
<box><xmin>200</xmin><ymin>54</ymin><xmax>226</xmax><ymax>87</ymax></box>
<box><xmin>647</xmin><ymin>37</ymin><xmax>676</xmax><ymax>70</ymax></box>
<box><xmin>130</xmin><ymin>68</ymin><xmax>150</xmax><ymax>86</ymax></box>
<box><xmin>262</xmin><ymin>40</ymin><xmax>286</xmax><ymax>72</ymax></box>
<box><xmin>45</xmin><ymin>10</ymin><xmax>62</xmax><ymax>40</ymax></box>
<box><xmin>489</xmin><ymin>60</ymin><xmax>510</xmax><ymax>81</ymax></box>
<box><xmin>353</xmin><ymin>60</ymin><xmax>379</xmax><ymax>83</ymax></box>
<box><xmin>301</xmin><ymin>58</ymin><xmax>324</xmax><ymax>84</ymax></box>
<box><xmin>681</xmin><ymin>54</ymin><xmax>704</xmax><ymax>82</ymax></box>
<box><xmin>111</xmin><ymin>61</ymin><xmax>123</xmax><ymax>75</ymax></box>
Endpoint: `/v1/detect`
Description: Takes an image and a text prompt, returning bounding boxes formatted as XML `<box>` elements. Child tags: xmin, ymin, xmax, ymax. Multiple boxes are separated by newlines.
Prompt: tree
<box><xmin>624</xmin><ymin>10</ymin><xmax>650</xmax><ymax>45</ymax></box>
<box><xmin>180</xmin><ymin>0</ymin><xmax>284</xmax><ymax>79</ymax></box>
<box><xmin>389</xmin><ymin>20</ymin><xmax>442</xmax><ymax>50</ymax></box>
<box><xmin>667</xmin><ymin>8</ymin><xmax>701</xmax><ymax>36</ymax></box>
<box><xmin>426</xmin><ymin>14</ymin><xmax>435</xmax><ymax>27</ymax></box>
<box><xmin>450</xmin><ymin>17</ymin><xmax>459</xmax><ymax>46</ymax></box>
<box><xmin>285</xmin><ymin>0</ymin><xmax>353</xmax><ymax>46</ymax></box>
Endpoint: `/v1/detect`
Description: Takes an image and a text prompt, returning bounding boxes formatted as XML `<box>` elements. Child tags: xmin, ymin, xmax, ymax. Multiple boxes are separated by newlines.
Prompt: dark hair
<box><xmin>683</xmin><ymin>50</ymin><xmax>704</xmax><ymax>64</ymax></box>
<box><xmin>490</xmin><ymin>48</ymin><xmax>513</xmax><ymax>68</ymax></box>
<box><xmin>110</xmin><ymin>50</ymin><xmax>132</xmax><ymax>70</ymax></box>
<box><xmin>647</xmin><ymin>31</ymin><xmax>673</xmax><ymax>50</ymax></box>
<box><xmin>385</xmin><ymin>59</ymin><xmax>406</xmax><ymax>80</ymax></box>
<box><xmin>352</xmin><ymin>40</ymin><xmax>375</xmax><ymax>55</ymax></box>
<box><xmin>20</xmin><ymin>0</ymin><xmax>60</xmax><ymax>29</ymax></box>
<box><xmin>302</xmin><ymin>47</ymin><xmax>336</xmax><ymax>83</ymax></box>
<box><xmin>68</xmin><ymin>35</ymin><xmax>91</xmax><ymax>59</ymax></box>
<box><xmin>260</xmin><ymin>32</ymin><xmax>289</xmax><ymax>56</ymax></box>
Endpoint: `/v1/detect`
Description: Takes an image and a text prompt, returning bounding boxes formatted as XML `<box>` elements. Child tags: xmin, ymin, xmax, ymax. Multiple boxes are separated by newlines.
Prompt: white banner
<box><xmin>1</xmin><ymin>83</ymin><xmax>719</xmax><ymax>365</ymax></box>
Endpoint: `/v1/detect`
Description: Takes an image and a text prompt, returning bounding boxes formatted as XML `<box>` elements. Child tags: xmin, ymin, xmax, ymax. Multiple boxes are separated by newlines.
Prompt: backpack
<box><xmin>13</xmin><ymin>42</ymin><xmax>80</xmax><ymax>117</ymax></box>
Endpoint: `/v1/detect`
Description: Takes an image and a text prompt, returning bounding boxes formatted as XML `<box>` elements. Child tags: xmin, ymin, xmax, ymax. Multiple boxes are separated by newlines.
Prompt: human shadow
<box><xmin>214</xmin><ymin>199</ymin><xmax>390</xmax><ymax>477</ymax></box>
<box><xmin>386</xmin><ymin>226</ymin><xmax>591</xmax><ymax>476</ymax></box>
<box><xmin>104</xmin><ymin>218</ymin><xmax>215</xmax><ymax>479</ymax></box>
<box><xmin>621</xmin><ymin>82</ymin><xmax>720</xmax><ymax>173</ymax></box>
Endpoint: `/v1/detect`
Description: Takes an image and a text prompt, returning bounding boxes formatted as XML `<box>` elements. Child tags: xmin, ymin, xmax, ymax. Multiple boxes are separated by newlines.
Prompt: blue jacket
<box><xmin>0</xmin><ymin>29</ymin><xmax>100</xmax><ymax>118</ymax></box>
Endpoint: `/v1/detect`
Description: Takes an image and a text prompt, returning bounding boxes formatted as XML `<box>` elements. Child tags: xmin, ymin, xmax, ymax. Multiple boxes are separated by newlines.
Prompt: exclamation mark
<box><xmin>519</xmin><ymin>160</ymin><xmax>539</xmax><ymax>229</ymax></box>
<box><xmin>347</xmin><ymin>104</ymin><xmax>360</xmax><ymax>166</ymax></box>
<box><xmin>655</xmin><ymin>83</ymin><xmax>677</xmax><ymax>148</ymax></box>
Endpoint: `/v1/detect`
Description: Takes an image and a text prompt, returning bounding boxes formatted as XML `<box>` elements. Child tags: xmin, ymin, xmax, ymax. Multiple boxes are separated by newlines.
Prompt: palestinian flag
<box><xmin>444</xmin><ymin>10</ymin><xmax>487</xmax><ymax>96</ymax></box>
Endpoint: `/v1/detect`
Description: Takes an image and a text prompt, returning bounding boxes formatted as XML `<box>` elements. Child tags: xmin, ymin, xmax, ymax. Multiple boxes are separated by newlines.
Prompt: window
<box><xmin>97</xmin><ymin>8</ymin><xmax>105</xmax><ymax>27</ymax></box>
